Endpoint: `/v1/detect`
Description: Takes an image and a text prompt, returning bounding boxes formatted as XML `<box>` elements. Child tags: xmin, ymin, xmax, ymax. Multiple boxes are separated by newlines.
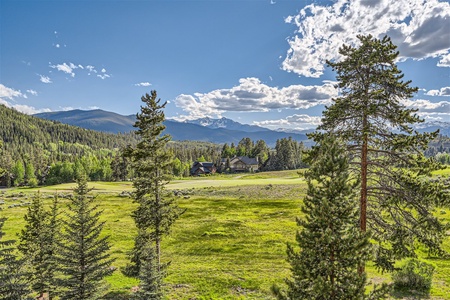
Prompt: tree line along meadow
<box><xmin>1</xmin><ymin>35</ymin><xmax>450</xmax><ymax>299</ymax></box>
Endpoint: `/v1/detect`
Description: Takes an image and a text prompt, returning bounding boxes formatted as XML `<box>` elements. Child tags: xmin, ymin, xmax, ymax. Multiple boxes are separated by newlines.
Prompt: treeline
<box><xmin>426</xmin><ymin>135</ymin><xmax>450</xmax><ymax>164</ymax></box>
<box><xmin>0</xmin><ymin>104</ymin><xmax>310</xmax><ymax>186</ymax></box>
<box><xmin>221</xmin><ymin>137</ymin><xmax>307</xmax><ymax>171</ymax></box>
<box><xmin>1</xmin><ymin>103</ymin><xmax>448</xmax><ymax>187</ymax></box>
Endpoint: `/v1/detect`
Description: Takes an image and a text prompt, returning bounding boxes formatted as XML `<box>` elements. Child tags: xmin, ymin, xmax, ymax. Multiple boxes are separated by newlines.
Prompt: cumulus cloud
<box><xmin>400</xmin><ymin>98</ymin><xmax>450</xmax><ymax>116</ymax></box>
<box><xmin>174</xmin><ymin>77</ymin><xmax>337</xmax><ymax>120</ymax></box>
<box><xmin>254</xmin><ymin>114</ymin><xmax>322</xmax><ymax>130</ymax></box>
<box><xmin>283</xmin><ymin>0</ymin><xmax>450</xmax><ymax>77</ymax></box>
<box><xmin>39</xmin><ymin>74</ymin><xmax>52</xmax><ymax>84</ymax></box>
<box><xmin>425</xmin><ymin>87</ymin><xmax>450</xmax><ymax>96</ymax></box>
<box><xmin>0</xmin><ymin>84</ymin><xmax>23</xmax><ymax>100</ymax></box>
<box><xmin>135</xmin><ymin>82</ymin><xmax>152</xmax><ymax>87</ymax></box>
<box><xmin>438</xmin><ymin>53</ymin><xmax>450</xmax><ymax>67</ymax></box>
<box><xmin>0</xmin><ymin>84</ymin><xmax>50</xmax><ymax>114</ymax></box>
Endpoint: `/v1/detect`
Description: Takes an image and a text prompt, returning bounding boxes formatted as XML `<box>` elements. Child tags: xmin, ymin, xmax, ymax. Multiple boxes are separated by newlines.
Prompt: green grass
<box><xmin>1</xmin><ymin>170</ymin><xmax>449</xmax><ymax>299</ymax></box>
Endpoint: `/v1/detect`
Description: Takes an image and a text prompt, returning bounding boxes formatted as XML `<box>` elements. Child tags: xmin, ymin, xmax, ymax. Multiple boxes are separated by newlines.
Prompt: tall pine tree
<box><xmin>311</xmin><ymin>35</ymin><xmax>449</xmax><ymax>271</ymax></box>
<box><xmin>56</xmin><ymin>176</ymin><xmax>114</xmax><ymax>299</ymax></box>
<box><xmin>0</xmin><ymin>218</ymin><xmax>31</xmax><ymax>300</ymax></box>
<box><xmin>18</xmin><ymin>192</ymin><xmax>59</xmax><ymax>299</ymax></box>
<box><xmin>124</xmin><ymin>91</ymin><xmax>183</xmax><ymax>294</ymax></box>
<box><xmin>274</xmin><ymin>135</ymin><xmax>375</xmax><ymax>299</ymax></box>
<box><xmin>133</xmin><ymin>239</ymin><xmax>165</xmax><ymax>299</ymax></box>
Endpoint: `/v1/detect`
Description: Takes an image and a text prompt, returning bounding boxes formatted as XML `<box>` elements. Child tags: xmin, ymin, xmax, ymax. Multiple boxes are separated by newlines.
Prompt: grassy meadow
<box><xmin>0</xmin><ymin>168</ymin><xmax>449</xmax><ymax>299</ymax></box>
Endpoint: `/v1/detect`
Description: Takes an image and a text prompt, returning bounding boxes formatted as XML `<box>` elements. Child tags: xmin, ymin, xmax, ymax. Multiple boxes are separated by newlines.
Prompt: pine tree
<box><xmin>124</xmin><ymin>91</ymin><xmax>184</xmax><ymax>287</ymax></box>
<box><xmin>133</xmin><ymin>238</ymin><xmax>165</xmax><ymax>300</ymax></box>
<box><xmin>311</xmin><ymin>35</ymin><xmax>449</xmax><ymax>271</ymax></box>
<box><xmin>18</xmin><ymin>193</ymin><xmax>59</xmax><ymax>299</ymax></box>
<box><xmin>274</xmin><ymin>135</ymin><xmax>374</xmax><ymax>299</ymax></box>
<box><xmin>0</xmin><ymin>218</ymin><xmax>31</xmax><ymax>300</ymax></box>
<box><xmin>56</xmin><ymin>176</ymin><xmax>114</xmax><ymax>299</ymax></box>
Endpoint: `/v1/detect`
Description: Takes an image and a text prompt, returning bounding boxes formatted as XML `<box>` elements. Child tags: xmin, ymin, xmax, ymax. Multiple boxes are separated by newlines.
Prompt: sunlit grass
<box><xmin>1</xmin><ymin>171</ymin><xmax>449</xmax><ymax>299</ymax></box>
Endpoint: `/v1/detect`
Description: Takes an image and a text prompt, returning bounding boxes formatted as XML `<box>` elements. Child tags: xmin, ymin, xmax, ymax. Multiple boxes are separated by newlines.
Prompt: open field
<box><xmin>0</xmin><ymin>169</ymin><xmax>449</xmax><ymax>299</ymax></box>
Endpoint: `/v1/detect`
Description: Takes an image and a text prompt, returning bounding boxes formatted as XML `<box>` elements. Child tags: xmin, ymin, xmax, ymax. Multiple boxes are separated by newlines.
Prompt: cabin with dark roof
<box><xmin>190</xmin><ymin>162</ymin><xmax>217</xmax><ymax>176</ymax></box>
<box><xmin>229</xmin><ymin>156</ymin><xmax>259</xmax><ymax>172</ymax></box>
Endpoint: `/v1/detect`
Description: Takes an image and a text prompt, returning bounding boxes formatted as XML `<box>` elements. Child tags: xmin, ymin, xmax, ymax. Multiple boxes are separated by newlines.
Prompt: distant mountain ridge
<box><xmin>34</xmin><ymin>109</ymin><xmax>450</xmax><ymax>146</ymax></box>
<box><xmin>35</xmin><ymin>109</ymin><xmax>137</xmax><ymax>133</ymax></box>
<box><xmin>34</xmin><ymin>109</ymin><xmax>308</xmax><ymax>146</ymax></box>
<box><xmin>185</xmin><ymin>117</ymin><xmax>270</xmax><ymax>133</ymax></box>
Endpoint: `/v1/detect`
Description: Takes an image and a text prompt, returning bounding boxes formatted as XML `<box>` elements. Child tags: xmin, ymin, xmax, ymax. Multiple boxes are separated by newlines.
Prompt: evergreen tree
<box><xmin>56</xmin><ymin>176</ymin><xmax>114</xmax><ymax>299</ymax></box>
<box><xmin>124</xmin><ymin>90</ymin><xmax>184</xmax><ymax>286</ymax></box>
<box><xmin>311</xmin><ymin>35</ymin><xmax>449</xmax><ymax>271</ymax></box>
<box><xmin>18</xmin><ymin>192</ymin><xmax>59</xmax><ymax>299</ymax></box>
<box><xmin>111</xmin><ymin>149</ymin><xmax>129</xmax><ymax>181</ymax></box>
<box><xmin>133</xmin><ymin>239</ymin><xmax>165</xmax><ymax>300</ymax></box>
<box><xmin>274</xmin><ymin>135</ymin><xmax>374</xmax><ymax>300</ymax></box>
<box><xmin>0</xmin><ymin>141</ymin><xmax>5</xmax><ymax>177</ymax></box>
<box><xmin>0</xmin><ymin>218</ymin><xmax>31</xmax><ymax>300</ymax></box>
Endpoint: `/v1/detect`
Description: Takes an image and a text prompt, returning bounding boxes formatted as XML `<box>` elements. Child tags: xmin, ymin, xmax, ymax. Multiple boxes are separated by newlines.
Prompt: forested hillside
<box><xmin>0</xmin><ymin>104</ymin><xmax>138</xmax><ymax>186</ymax></box>
<box><xmin>1</xmin><ymin>104</ymin><xmax>312</xmax><ymax>186</ymax></box>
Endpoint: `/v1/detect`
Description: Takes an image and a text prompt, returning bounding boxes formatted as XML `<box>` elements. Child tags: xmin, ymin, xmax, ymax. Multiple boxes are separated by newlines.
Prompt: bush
<box><xmin>392</xmin><ymin>259</ymin><xmax>434</xmax><ymax>293</ymax></box>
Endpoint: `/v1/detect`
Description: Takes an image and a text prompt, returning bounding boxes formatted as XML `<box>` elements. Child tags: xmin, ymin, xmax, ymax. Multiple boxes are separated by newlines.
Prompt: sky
<box><xmin>1</xmin><ymin>0</ymin><xmax>449</xmax><ymax>131</ymax></box>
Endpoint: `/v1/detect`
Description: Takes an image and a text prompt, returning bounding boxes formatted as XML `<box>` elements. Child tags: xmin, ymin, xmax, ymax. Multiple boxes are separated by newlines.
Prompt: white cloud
<box><xmin>174</xmin><ymin>77</ymin><xmax>338</xmax><ymax>120</ymax></box>
<box><xmin>426</xmin><ymin>90</ymin><xmax>440</xmax><ymax>96</ymax></box>
<box><xmin>59</xmin><ymin>106</ymin><xmax>100</xmax><ymax>111</ymax></box>
<box><xmin>283</xmin><ymin>0</ymin><xmax>450</xmax><ymax>77</ymax></box>
<box><xmin>134</xmin><ymin>82</ymin><xmax>152</xmax><ymax>87</ymax></box>
<box><xmin>437</xmin><ymin>53</ymin><xmax>450</xmax><ymax>67</ymax></box>
<box><xmin>50</xmin><ymin>62</ymin><xmax>77</xmax><ymax>77</ymax></box>
<box><xmin>0</xmin><ymin>84</ymin><xmax>23</xmax><ymax>100</ymax></box>
<box><xmin>86</xmin><ymin>65</ymin><xmax>97</xmax><ymax>74</ymax></box>
<box><xmin>400</xmin><ymin>98</ymin><xmax>450</xmax><ymax>114</ymax></box>
<box><xmin>254</xmin><ymin>114</ymin><xmax>322</xmax><ymax>130</ymax></box>
<box><xmin>97</xmin><ymin>74</ymin><xmax>110</xmax><ymax>80</ymax></box>
<box><xmin>425</xmin><ymin>87</ymin><xmax>450</xmax><ymax>96</ymax></box>
<box><xmin>26</xmin><ymin>89</ymin><xmax>38</xmax><ymax>96</ymax></box>
<box><xmin>47</xmin><ymin>63</ymin><xmax>110</xmax><ymax>79</ymax></box>
<box><xmin>0</xmin><ymin>84</ymin><xmax>50</xmax><ymax>114</ymax></box>
<box><xmin>39</xmin><ymin>74</ymin><xmax>52</xmax><ymax>84</ymax></box>
<box><xmin>9</xmin><ymin>104</ymin><xmax>51</xmax><ymax>115</ymax></box>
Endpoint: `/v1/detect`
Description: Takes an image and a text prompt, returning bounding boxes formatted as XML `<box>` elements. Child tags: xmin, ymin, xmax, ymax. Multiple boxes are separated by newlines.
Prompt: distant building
<box><xmin>190</xmin><ymin>162</ymin><xmax>217</xmax><ymax>176</ymax></box>
<box><xmin>227</xmin><ymin>156</ymin><xmax>259</xmax><ymax>173</ymax></box>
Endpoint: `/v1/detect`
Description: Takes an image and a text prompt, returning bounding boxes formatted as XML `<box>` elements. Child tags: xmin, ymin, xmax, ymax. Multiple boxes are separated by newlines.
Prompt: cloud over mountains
<box><xmin>174</xmin><ymin>77</ymin><xmax>337</xmax><ymax>120</ymax></box>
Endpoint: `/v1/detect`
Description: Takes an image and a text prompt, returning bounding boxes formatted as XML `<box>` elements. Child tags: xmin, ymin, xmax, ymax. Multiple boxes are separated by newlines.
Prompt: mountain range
<box><xmin>34</xmin><ymin>109</ymin><xmax>308</xmax><ymax>147</ymax></box>
<box><xmin>34</xmin><ymin>109</ymin><xmax>450</xmax><ymax>146</ymax></box>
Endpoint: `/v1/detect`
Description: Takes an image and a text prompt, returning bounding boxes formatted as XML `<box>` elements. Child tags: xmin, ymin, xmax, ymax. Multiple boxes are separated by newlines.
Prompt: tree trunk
<box><xmin>359</xmin><ymin>115</ymin><xmax>368</xmax><ymax>275</ymax></box>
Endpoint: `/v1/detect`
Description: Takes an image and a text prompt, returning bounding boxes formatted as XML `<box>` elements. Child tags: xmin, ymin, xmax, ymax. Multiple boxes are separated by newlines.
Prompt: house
<box><xmin>190</xmin><ymin>161</ymin><xmax>217</xmax><ymax>176</ymax></box>
<box><xmin>228</xmin><ymin>156</ymin><xmax>259</xmax><ymax>172</ymax></box>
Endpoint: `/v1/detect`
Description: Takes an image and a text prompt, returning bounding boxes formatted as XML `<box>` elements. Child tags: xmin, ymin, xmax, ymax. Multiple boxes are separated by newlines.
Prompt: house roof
<box><xmin>194</xmin><ymin>162</ymin><xmax>215</xmax><ymax>168</ymax></box>
<box><xmin>230</xmin><ymin>156</ymin><xmax>258</xmax><ymax>165</ymax></box>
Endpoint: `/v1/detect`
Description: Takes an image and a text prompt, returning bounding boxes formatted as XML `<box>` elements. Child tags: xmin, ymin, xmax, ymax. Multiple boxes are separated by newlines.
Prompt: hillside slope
<box><xmin>0</xmin><ymin>105</ymin><xmax>136</xmax><ymax>156</ymax></box>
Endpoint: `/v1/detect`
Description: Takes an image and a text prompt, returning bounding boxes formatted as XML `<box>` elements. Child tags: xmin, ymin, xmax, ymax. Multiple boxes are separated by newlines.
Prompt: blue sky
<box><xmin>1</xmin><ymin>0</ymin><xmax>449</xmax><ymax>131</ymax></box>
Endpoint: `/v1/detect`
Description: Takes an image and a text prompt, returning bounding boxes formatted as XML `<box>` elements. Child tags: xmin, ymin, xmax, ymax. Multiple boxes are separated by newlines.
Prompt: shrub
<box><xmin>392</xmin><ymin>259</ymin><xmax>434</xmax><ymax>293</ymax></box>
